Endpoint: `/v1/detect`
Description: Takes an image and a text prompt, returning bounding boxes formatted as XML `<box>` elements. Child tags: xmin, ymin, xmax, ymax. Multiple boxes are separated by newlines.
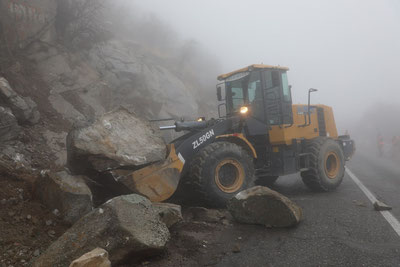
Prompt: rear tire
<box><xmin>186</xmin><ymin>141</ymin><xmax>255</xmax><ymax>207</ymax></box>
<box><xmin>301</xmin><ymin>137</ymin><xmax>345</xmax><ymax>191</ymax></box>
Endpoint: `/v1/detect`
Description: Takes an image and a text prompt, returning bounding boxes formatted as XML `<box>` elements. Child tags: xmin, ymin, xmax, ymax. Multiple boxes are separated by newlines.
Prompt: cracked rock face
<box><xmin>67</xmin><ymin>108</ymin><xmax>166</xmax><ymax>174</ymax></box>
<box><xmin>0</xmin><ymin>77</ymin><xmax>40</xmax><ymax>125</ymax></box>
<box><xmin>0</xmin><ymin>106</ymin><xmax>20</xmax><ymax>142</ymax></box>
<box><xmin>228</xmin><ymin>186</ymin><xmax>302</xmax><ymax>228</ymax></box>
<box><xmin>33</xmin><ymin>194</ymin><xmax>170</xmax><ymax>267</ymax></box>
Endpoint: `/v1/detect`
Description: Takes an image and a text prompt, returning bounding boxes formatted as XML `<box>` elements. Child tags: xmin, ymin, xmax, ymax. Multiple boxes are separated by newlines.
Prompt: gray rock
<box><xmin>228</xmin><ymin>186</ymin><xmax>302</xmax><ymax>228</ymax></box>
<box><xmin>152</xmin><ymin>203</ymin><xmax>183</xmax><ymax>228</ymax></box>
<box><xmin>374</xmin><ymin>200</ymin><xmax>392</xmax><ymax>211</ymax></box>
<box><xmin>34</xmin><ymin>171</ymin><xmax>93</xmax><ymax>225</ymax></box>
<box><xmin>0</xmin><ymin>78</ymin><xmax>40</xmax><ymax>125</ymax></box>
<box><xmin>69</xmin><ymin>248</ymin><xmax>111</xmax><ymax>267</ymax></box>
<box><xmin>33</xmin><ymin>249</ymin><xmax>40</xmax><ymax>257</ymax></box>
<box><xmin>67</xmin><ymin>108</ymin><xmax>166</xmax><ymax>174</ymax></box>
<box><xmin>0</xmin><ymin>106</ymin><xmax>20</xmax><ymax>141</ymax></box>
<box><xmin>33</xmin><ymin>194</ymin><xmax>170</xmax><ymax>267</ymax></box>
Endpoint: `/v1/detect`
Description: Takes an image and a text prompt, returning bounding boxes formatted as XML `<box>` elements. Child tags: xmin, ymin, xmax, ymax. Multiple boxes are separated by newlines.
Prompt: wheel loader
<box><xmin>111</xmin><ymin>64</ymin><xmax>355</xmax><ymax>207</ymax></box>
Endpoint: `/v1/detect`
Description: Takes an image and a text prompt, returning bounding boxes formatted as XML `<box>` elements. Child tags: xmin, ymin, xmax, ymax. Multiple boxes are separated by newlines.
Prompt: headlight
<box><xmin>197</xmin><ymin>117</ymin><xmax>205</xmax><ymax>121</ymax></box>
<box><xmin>240</xmin><ymin>106</ymin><xmax>249</xmax><ymax>114</ymax></box>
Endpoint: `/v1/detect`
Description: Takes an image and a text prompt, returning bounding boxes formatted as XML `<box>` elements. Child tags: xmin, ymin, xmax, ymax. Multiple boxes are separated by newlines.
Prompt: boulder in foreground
<box><xmin>33</xmin><ymin>194</ymin><xmax>170</xmax><ymax>267</ymax></box>
<box><xmin>67</xmin><ymin>108</ymin><xmax>166</xmax><ymax>173</ymax></box>
<box><xmin>34</xmin><ymin>171</ymin><xmax>93</xmax><ymax>225</ymax></box>
<box><xmin>228</xmin><ymin>186</ymin><xmax>302</xmax><ymax>227</ymax></box>
<box><xmin>69</xmin><ymin>248</ymin><xmax>111</xmax><ymax>267</ymax></box>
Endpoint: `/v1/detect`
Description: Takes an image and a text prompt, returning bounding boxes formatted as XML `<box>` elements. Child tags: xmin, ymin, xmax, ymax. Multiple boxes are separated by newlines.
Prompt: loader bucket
<box><xmin>110</xmin><ymin>144</ymin><xmax>183</xmax><ymax>202</ymax></box>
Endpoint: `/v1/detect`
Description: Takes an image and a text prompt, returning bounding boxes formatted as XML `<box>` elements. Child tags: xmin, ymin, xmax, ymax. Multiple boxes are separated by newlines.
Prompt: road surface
<box><xmin>147</xmin><ymin>149</ymin><xmax>400</xmax><ymax>267</ymax></box>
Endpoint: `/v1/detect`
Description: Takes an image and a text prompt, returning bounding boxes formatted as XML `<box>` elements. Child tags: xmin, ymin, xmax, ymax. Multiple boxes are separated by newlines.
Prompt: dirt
<box><xmin>0</xmin><ymin>175</ymin><xmax>69</xmax><ymax>267</ymax></box>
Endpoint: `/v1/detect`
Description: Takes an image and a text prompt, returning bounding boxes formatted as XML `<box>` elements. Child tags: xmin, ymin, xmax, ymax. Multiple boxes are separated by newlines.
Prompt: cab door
<box><xmin>262</xmin><ymin>70</ymin><xmax>293</xmax><ymax>126</ymax></box>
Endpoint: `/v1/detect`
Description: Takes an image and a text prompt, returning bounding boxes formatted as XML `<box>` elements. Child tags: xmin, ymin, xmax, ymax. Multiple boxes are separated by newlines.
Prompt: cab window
<box><xmin>281</xmin><ymin>72</ymin><xmax>291</xmax><ymax>102</ymax></box>
<box><xmin>226</xmin><ymin>79</ymin><xmax>244</xmax><ymax>113</ymax></box>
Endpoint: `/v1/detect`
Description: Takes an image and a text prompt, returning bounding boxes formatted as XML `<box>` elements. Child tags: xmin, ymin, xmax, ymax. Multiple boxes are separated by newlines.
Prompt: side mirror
<box><xmin>217</xmin><ymin>86</ymin><xmax>222</xmax><ymax>101</ymax></box>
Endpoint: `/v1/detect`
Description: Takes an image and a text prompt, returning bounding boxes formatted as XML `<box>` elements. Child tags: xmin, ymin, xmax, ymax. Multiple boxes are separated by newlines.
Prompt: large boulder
<box><xmin>69</xmin><ymin>248</ymin><xmax>111</xmax><ymax>267</ymax></box>
<box><xmin>34</xmin><ymin>171</ymin><xmax>93</xmax><ymax>225</ymax></box>
<box><xmin>0</xmin><ymin>106</ymin><xmax>20</xmax><ymax>142</ymax></box>
<box><xmin>33</xmin><ymin>194</ymin><xmax>170</xmax><ymax>267</ymax></box>
<box><xmin>0</xmin><ymin>77</ymin><xmax>40</xmax><ymax>124</ymax></box>
<box><xmin>228</xmin><ymin>186</ymin><xmax>302</xmax><ymax>228</ymax></box>
<box><xmin>67</xmin><ymin>108</ymin><xmax>167</xmax><ymax>173</ymax></box>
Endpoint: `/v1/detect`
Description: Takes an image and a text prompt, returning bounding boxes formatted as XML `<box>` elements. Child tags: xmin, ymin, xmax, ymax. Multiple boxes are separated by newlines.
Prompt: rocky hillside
<box><xmin>0</xmin><ymin>0</ymin><xmax>220</xmax><ymax>172</ymax></box>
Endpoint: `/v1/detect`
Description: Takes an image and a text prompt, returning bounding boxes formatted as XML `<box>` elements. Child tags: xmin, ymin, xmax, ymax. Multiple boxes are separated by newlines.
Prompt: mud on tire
<box><xmin>184</xmin><ymin>141</ymin><xmax>255</xmax><ymax>207</ymax></box>
<box><xmin>300</xmin><ymin>137</ymin><xmax>345</xmax><ymax>191</ymax></box>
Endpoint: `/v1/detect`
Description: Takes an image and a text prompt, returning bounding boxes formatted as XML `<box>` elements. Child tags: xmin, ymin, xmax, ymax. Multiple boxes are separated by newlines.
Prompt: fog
<box><xmin>132</xmin><ymin>0</ymin><xmax>400</xmax><ymax>137</ymax></box>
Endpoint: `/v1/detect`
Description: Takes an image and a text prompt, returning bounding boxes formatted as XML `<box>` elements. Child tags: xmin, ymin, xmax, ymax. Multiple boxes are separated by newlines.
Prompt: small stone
<box><xmin>232</xmin><ymin>243</ymin><xmax>241</xmax><ymax>253</ymax></box>
<box><xmin>32</xmin><ymin>217</ymin><xmax>39</xmax><ymax>224</ymax></box>
<box><xmin>8</xmin><ymin>211</ymin><xmax>15</xmax><ymax>217</ymax></box>
<box><xmin>33</xmin><ymin>249</ymin><xmax>40</xmax><ymax>257</ymax></box>
<box><xmin>374</xmin><ymin>200</ymin><xmax>392</xmax><ymax>211</ymax></box>
<box><xmin>26</xmin><ymin>215</ymin><xmax>31</xmax><ymax>220</ymax></box>
<box><xmin>52</xmin><ymin>209</ymin><xmax>60</xmax><ymax>217</ymax></box>
<box><xmin>353</xmin><ymin>200</ymin><xmax>366</xmax><ymax>207</ymax></box>
<box><xmin>48</xmin><ymin>230</ymin><xmax>56</xmax><ymax>237</ymax></box>
<box><xmin>221</xmin><ymin>219</ymin><xmax>230</xmax><ymax>226</ymax></box>
<box><xmin>45</xmin><ymin>220</ymin><xmax>52</xmax><ymax>226</ymax></box>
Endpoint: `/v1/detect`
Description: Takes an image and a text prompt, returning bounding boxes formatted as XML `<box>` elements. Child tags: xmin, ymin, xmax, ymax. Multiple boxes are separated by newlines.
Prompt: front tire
<box><xmin>301</xmin><ymin>137</ymin><xmax>345</xmax><ymax>191</ymax></box>
<box><xmin>187</xmin><ymin>141</ymin><xmax>255</xmax><ymax>207</ymax></box>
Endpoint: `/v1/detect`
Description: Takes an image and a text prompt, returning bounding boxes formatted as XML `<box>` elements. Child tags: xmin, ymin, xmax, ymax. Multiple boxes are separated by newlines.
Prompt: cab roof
<box><xmin>217</xmin><ymin>64</ymin><xmax>289</xmax><ymax>81</ymax></box>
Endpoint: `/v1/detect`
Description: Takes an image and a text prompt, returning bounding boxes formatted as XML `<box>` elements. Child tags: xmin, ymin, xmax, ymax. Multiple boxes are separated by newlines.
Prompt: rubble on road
<box><xmin>34</xmin><ymin>171</ymin><xmax>93</xmax><ymax>225</ymax></box>
<box><xmin>186</xmin><ymin>207</ymin><xmax>232</xmax><ymax>224</ymax></box>
<box><xmin>228</xmin><ymin>186</ymin><xmax>302</xmax><ymax>228</ymax></box>
<box><xmin>373</xmin><ymin>200</ymin><xmax>392</xmax><ymax>211</ymax></box>
<box><xmin>152</xmin><ymin>203</ymin><xmax>183</xmax><ymax>228</ymax></box>
<box><xmin>0</xmin><ymin>77</ymin><xmax>40</xmax><ymax>125</ymax></box>
<box><xmin>33</xmin><ymin>194</ymin><xmax>170</xmax><ymax>267</ymax></box>
<box><xmin>69</xmin><ymin>248</ymin><xmax>111</xmax><ymax>267</ymax></box>
<box><xmin>66</xmin><ymin>108</ymin><xmax>167</xmax><ymax>174</ymax></box>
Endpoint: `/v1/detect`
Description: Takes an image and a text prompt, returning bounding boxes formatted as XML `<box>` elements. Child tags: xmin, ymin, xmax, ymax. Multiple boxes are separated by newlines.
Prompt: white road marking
<box><xmin>346</xmin><ymin>167</ymin><xmax>400</xmax><ymax>237</ymax></box>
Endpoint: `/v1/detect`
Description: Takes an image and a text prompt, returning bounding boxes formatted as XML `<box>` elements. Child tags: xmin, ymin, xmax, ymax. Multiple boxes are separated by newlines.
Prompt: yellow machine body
<box><xmin>269</xmin><ymin>104</ymin><xmax>338</xmax><ymax>145</ymax></box>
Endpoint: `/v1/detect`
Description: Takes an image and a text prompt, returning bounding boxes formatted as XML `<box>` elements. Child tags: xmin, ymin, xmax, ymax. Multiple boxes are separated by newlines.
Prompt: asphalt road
<box><xmin>215</xmin><ymin>150</ymin><xmax>400</xmax><ymax>267</ymax></box>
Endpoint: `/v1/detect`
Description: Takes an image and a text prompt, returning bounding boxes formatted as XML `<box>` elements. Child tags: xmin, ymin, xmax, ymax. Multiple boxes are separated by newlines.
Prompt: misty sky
<box><xmin>133</xmin><ymin>0</ymin><xmax>400</xmax><ymax>131</ymax></box>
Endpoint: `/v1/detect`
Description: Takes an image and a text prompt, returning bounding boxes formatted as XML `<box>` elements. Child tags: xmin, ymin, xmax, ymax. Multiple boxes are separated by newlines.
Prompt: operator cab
<box><xmin>217</xmin><ymin>64</ymin><xmax>293</xmax><ymax>135</ymax></box>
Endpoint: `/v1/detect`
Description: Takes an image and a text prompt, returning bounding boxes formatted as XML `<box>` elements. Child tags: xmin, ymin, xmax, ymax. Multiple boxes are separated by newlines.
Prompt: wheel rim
<box><xmin>215</xmin><ymin>159</ymin><xmax>245</xmax><ymax>193</ymax></box>
<box><xmin>325</xmin><ymin>151</ymin><xmax>340</xmax><ymax>179</ymax></box>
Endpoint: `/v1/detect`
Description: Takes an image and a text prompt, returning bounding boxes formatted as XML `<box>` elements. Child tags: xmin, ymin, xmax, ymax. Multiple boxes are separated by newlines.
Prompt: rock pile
<box><xmin>33</xmin><ymin>194</ymin><xmax>170</xmax><ymax>266</ymax></box>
